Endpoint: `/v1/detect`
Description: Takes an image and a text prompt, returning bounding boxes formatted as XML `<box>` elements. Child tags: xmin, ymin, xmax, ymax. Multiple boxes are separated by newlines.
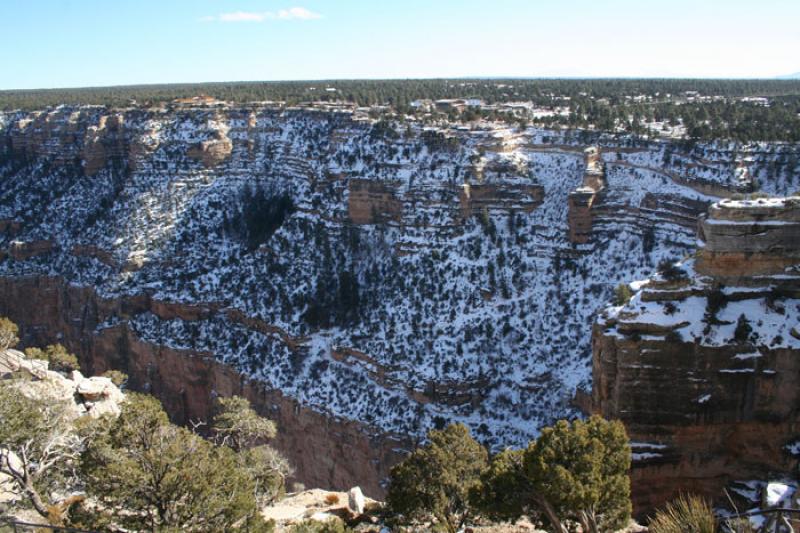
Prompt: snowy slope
<box><xmin>1</xmin><ymin>105</ymin><xmax>798</xmax><ymax>449</ymax></box>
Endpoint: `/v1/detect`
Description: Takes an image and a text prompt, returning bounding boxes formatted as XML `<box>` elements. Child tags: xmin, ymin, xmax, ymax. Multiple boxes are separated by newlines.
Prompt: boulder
<box><xmin>76</xmin><ymin>376</ymin><xmax>125</xmax><ymax>417</ymax></box>
<box><xmin>77</xmin><ymin>376</ymin><xmax>114</xmax><ymax>401</ymax></box>
<box><xmin>348</xmin><ymin>486</ymin><xmax>366</xmax><ymax>514</ymax></box>
<box><xmin>0</xmin><ymin>349</ymin><xmax>49</xmax><ymax>379</ymax></box>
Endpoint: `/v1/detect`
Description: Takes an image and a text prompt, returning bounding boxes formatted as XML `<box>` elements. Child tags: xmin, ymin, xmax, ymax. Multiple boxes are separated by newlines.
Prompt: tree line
<box><xmin>3</xmin><ymin>79</ymin><xmax>799</xmax><ymax>142</ymax></box>
<box><xmin>3</xmin><ymin>78</ymin><xmax>800</xmax><ymax>110</ymax></box>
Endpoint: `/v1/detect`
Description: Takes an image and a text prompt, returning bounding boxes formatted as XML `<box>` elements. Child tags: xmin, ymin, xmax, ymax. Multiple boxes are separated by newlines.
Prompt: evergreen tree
<box><xmin>523</xmin><ymin>416</ymin><xmax>632</xmax><ymax>533</ymax></box>
<box><xmin>212</xmin><ymin>395</ymin><xmax>277</xmax><ymax>452</ymax></box>
<box><xmin>733</xmin><ymin>314</ymin><xmax>753</xmax><ymax>343</ymax></box>
<box><xmin>81</xmin><ymin>393</ymin><xmax>264</xmax><ymax>531</ymax></box>
<box><xmin>476</xmin><ymin>448</ymin><xmax>529</xmax><ymax>522</ymax></box>
<box><xmin>24</xmin><ymin>344</ymin><xmax>80</xmax><ymax>373</ymax></box>
<box><xmin>212</xmin><ymin>395</ymin><xmax>292</xmax><ymax>504</ymax></box>
<box><xmin>0</xmin><ymin>382</ymin><xmax>82</xmax><ymax>525</ymax></box>
<box><xmin>479</xmin><ymin>416</ymin><xmax>632</xmax><ymax>533</ymax></box>
<box><xmin>386</xmin><ymin>423</ymin><xmax>488</xmax><ymax>533</ymax></box>
<box><xmin>613</xmin><ymin>283</ymin><xmax>633</xmax><ymax>306</ymax></box>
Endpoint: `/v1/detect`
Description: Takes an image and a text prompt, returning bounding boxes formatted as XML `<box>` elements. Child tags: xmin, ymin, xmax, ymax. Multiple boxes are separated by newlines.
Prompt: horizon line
<box><xmin>2</xmin><ymin>74</ymin><xmax>800</xmax><ymax>93</ymax></box>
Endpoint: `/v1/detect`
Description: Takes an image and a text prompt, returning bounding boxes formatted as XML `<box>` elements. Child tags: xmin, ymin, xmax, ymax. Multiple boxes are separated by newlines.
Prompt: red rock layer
<box><xmin>0</xmin><ymin>275</ymin><xmax>409</xmax><ymax>497</ymax></box>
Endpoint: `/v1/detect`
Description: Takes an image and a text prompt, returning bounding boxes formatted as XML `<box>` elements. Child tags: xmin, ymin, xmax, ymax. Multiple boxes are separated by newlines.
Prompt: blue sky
<box><xmin>1</xmin><ymin>0</ymin><xmax>798</xmax><ymax>90</ymax></box>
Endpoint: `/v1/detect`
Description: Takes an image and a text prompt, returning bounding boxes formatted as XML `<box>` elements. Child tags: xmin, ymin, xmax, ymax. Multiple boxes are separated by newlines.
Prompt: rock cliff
<box><xmin>567</xmin><ymin>147</ymin><xmax>607</xmax><ymax>244</ymax></box>
<box><xmin>0</xmin><ymin>276</ymin><xmax>407</xmax><ymax>496</ymax></box>
<box><xmin>592</xmin><ymin>195</ymin><xmax>800</xmax><ymax>513</ymax></box>
<box><xmin>696</xmin><ymin>197</ymin><xmax>800</xmax><ymax>280</ymax></box>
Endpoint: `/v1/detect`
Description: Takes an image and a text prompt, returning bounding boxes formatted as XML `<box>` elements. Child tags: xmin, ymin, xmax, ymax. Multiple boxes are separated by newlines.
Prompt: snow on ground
<box><xmin>1</xmin><ymin>107</ymin><xmax>797</xmax><ymax>448</ymax></box>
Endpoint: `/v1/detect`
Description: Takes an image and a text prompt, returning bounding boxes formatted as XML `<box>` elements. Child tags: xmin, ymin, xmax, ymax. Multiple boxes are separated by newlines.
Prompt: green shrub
<box><xmin>101</xmin><ymin>369</ymin><xmax>128</xmax><ymax>387</ymax></box>
<box><xmin>24</xmin><ymin>344</ymin><xmax>80</xmax><ymax>373</ymax></box>
<box><xmin>658</xmin><ymin>259</ymin><xmax>687</xmax><ymax>282</ymax></box>
<box><xmin>524</xmin><ymin>415</ymin><xmax>632</xmax><ymax>533</ymax></box>
<box><xmin>478</xmin><ymin>416</ymin><xmax>632</xmax><ymax>533</ymax></box>
<box><xmin>614</xmin><ymin>283</ymin><xmax>633</xmax><ymax>306</ymax></box>
<box><xmin>387</xmin><ymin>423</ymin><xmax>488</xmax><ymax>533</ymax></box>
<box><xmin>734</xmin><ymin>314</ymin><xmax>753</xmax><ymax>343</ymax></box>
<box><xmin>289</xmin><ymin>518</ymin><xmax>351</xmax><ymax>533</ymax></box>
<box><xmin>0</xmin><ymin>316</ymin><xmax>19</xmax><ymax>351</ymax></box>
<box><xmin>706</xmin><ymin>286</ymin><xmax>728</xmax><ymax>318</ymax></box>
<box><xmin>81</xmin><ymin>393</ymin><xmax>261</xmax><ymax>531</ymax></box>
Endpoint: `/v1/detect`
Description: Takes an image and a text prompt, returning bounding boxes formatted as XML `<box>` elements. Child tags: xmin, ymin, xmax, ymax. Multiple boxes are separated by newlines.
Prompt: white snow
<box><xmin>1</xmin><ymin>105</ymin><xmax>797</xmax><ymax>449</ymax></box>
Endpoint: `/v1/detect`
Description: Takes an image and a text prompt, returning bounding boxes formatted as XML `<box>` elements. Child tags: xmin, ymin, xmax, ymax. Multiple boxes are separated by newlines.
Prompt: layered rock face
<box><xmin>347</xmin><ymin>179</ymin><xmax>403</xmax><ymax>224</ymax></box>
<box><xmin>592</xmin><ymin>196</ymin><xmax>800</xmax><ymax>514</ymax></box>
<box><xmin>458</xmin><ymin>182</ymin><xmax>544</xmax><ymax>220</ymax></box>
<box><xmin>567</xmin><ymin>147</ymin><xmax>606</xmax><ymax>244</ymax></box>
<box><xmin>82</xmin><ymin>113</ymin><xmax>128</xmax><ymax>176</ymax></box>
<box><xmin>1</xmin><ymin>104</ymin><xmax>798</xmax><ymax>494</ymax></box>
<box><xmin>697</xmin><ymin>197</ymin><xmax>800</xmax><ymax>280</ymax></box>
<box><xmin>0</xmin><ymin>276</ymin><xmax>406</xmax><ymax>496</ymax></box>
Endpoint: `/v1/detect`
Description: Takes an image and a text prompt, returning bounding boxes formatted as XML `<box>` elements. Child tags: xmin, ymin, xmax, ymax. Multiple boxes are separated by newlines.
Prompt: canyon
<box><xmin>1</xmin><ymin>102</ymin><xmax>799</xmax><ymax>499</ymax></box>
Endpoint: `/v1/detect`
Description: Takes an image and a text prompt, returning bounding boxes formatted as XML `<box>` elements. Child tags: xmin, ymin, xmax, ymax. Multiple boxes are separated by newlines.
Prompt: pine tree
<box><xmin>524</xmin><ymin>416</ymin><xmax>632</xmax><ymax>533</ymax></box>
<box><xmin>81</xmin><ymin>393</ymin><xmax>264</xmax><ymax>531</ymax></box>
<box><xmin>386</xmin><ymin>423</ymin><xmax>488</xmax><ymax>533</ymax></box>
<box><xmin>212</xmin><ymin>395</ymin><xmax>277</xmax><ymax>452</ymax></box>
<box><xmin>0</xmin><ymin>382</ymin><xmax>82</xmax><ymax>525</ymax></box>
<box><xmin>479</xmin><ymin>415</ymin><xmax>632</xmax><ymax>533</ymax></box>
<box><xmin>734</xmin><ymin>314</ymin><xmax>753</xmax><ymax>343</ymax></box>
<box><xmin>212</xmin><ymin>395</ymin><xmax>292</xmax><ymax>504</ymax></box>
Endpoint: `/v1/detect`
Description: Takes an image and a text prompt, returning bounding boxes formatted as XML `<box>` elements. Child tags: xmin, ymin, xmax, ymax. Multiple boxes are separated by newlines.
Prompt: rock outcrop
<box><xmin>261</xmin><ymin>488</ymin><xmax>379</xmax><ymax>528</ymax></box>
<box><xmin>567</xmin><ymin>146</ymin><xmax>607</xmax><ymax>244</ymax></box>
<box><xmin>458</xmin><ymin>182</ymin><xmax>544</xmax><ymax>219</ymax></box>
<box><xmin>592</xmin><ymin>195</ymin><xmax>800</xmax><ymax>514</ymax></box>
<box><xmin>82</xmin><ymin>113</ymin><xmax>128</xmax><ymax>176</ymax></box>
<box><xmin>186</xmin><ymin>134</ymin><xmax>233</xmax><ymax>168</ymax></box>
<box><xmin>0</xmin><ymin>348</ymin><xmax>125</xmax><ymax>419</ymax></box>
<box><xmin>8</xmin><ymin>239</ymin><xmax>55</xmax><ymax>261</ymax></box>
<box><xmin>347</xmin><ymin>179</ymin><xmax>403</xmax><ymax>224</ymax></box>
<box><xmin>697</xmin><ymin>197</ymin><xmax>800</xmax><ymax>280</ymax></box>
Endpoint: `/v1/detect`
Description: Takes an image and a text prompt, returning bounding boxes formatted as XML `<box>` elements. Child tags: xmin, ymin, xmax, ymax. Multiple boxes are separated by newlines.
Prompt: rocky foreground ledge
<box><xmin>0</xmin><ymin>348</ymin><xmax>124</xmax><ymax>419</ymax></box>
<box><xmin>592</xmin><ymin>195</ymin><xmax>800</xmax><ymax>513</ymax></box>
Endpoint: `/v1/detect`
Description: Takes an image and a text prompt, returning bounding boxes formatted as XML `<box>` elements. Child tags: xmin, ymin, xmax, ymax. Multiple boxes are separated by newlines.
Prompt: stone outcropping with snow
<box><xmin>592</xmin><ymin>195</ymin><xmax>800</xmax><ymax>513</ymax></box>
<box><xmin>697</xmin><ymin>196</ymin><xmax>800</xmax><ymax>280</ymax></box>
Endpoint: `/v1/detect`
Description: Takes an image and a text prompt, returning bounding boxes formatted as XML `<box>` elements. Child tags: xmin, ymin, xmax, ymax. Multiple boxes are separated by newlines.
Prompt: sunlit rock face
<box><xmin>697</xmin><ymin>197</ymin><xmax>800</xmax><ymax>280</ymax></box>
<box><xmin>593</xmin><ymin>196</ymin><xmax>800</xmax><ymax>515</ymax></box>
<box><xmin>1</xmin><ymin>103</ymin><xmax>798</xmax><ymax>494</ymax></box>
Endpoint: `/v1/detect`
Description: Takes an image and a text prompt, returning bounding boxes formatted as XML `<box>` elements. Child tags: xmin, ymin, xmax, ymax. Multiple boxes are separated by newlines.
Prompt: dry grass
<box><xmin>723</xmin><ymin>517</ymin><xmax>756</xmax><ymax>533</ymax></box>
<box><xmin>649</xmin><ymin>494</ymin><xmax>717</xmax><ymax>533</ymax></box>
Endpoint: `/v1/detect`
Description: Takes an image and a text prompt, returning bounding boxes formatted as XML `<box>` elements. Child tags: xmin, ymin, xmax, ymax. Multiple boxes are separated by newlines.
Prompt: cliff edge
<box><xmin>592</xmin><ymin>195</ymin><xmax>800</xmax><ymax>514</ymax></box>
